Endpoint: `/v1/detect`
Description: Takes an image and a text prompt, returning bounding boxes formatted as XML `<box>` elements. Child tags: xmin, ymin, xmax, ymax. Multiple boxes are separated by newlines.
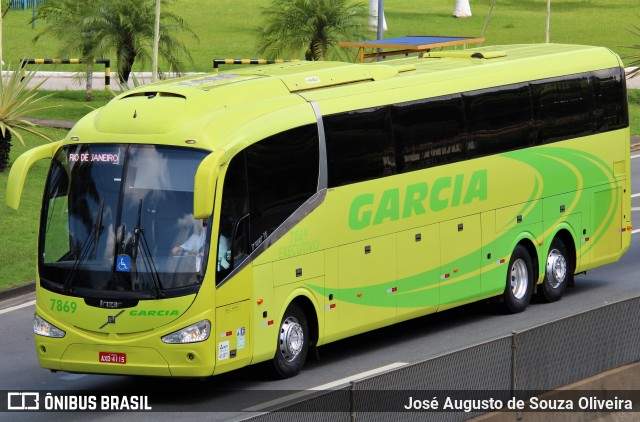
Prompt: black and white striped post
<box><xmin>213</xmin><ymin>59</ymin><xmax>300</xmax><ymax>73</ymax></box>
<box><xmin>20</xmin><ymin>58</ymin><xmax>112</xmax><ymax>90</ymax></box>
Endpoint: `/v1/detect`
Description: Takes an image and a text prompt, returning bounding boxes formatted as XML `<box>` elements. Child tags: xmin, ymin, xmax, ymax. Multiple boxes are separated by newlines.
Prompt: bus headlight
<box><xmin>162</xmin><ymin>320</ymin><xmax>211</xmax><ymax>344</ymax></box>
<box><xmin>34</xmin><ymin>314</ymin><xmax>66</xmax><ymax>338</ymax></box>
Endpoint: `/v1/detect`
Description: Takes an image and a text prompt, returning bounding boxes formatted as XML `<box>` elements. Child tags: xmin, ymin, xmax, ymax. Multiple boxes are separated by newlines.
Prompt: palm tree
<box><xmin>257</xmin><ymin>0</ymin><xmax>368</xmax><ymax>61</ymax></box>
<box><xmin>32</xmin><ymin>1</ymin><xmax>99</xmax><ymax>100</ymax></box>
<box><xmin>627</xmin><ymin>16</ymin><xmax>640</xmax><ymax>79</ymax></box>
<box><xmin>0</xmin><ymin>65</ymin><xmax>55</xmax><ymax>172</ymax></box>
<box><xmin>368</xmin><ymin>0</ymin><xmax>387</xmax><ymax>32</ymax></box>
<box><xmin>34</xmin><ymin>0</ymin><xmax>197</xmax><ymax>87</ymax></box>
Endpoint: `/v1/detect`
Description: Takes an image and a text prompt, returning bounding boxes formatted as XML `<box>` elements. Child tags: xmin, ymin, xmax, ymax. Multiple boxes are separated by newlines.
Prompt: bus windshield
<box><xmin>39</xmin><ymin>144</ymin><xmax>211</xmax><ymax>298</ymax></box>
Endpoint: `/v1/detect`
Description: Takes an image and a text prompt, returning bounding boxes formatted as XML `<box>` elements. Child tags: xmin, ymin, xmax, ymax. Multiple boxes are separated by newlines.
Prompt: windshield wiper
<box><xmin>132</xmin><ymin>199</ymin><xmax>164</xmax><ymax>298</ymax></box>
<box><xmin>63</xmin><ymin>198</ymin><xmax>104</xmax><ymax>293</ymax></box>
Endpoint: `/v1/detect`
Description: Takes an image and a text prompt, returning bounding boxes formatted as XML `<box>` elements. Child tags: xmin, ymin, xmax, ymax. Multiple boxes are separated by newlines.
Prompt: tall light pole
<box><xmin>545</xmin><ymin>0</ymin><xmax>551</xmax><ymax>43</ymax></box>
<box><xmin>377</xmin><ymin>0</ymin><xmax>384</xmax><ymax>40</ymax></box>
<box><xmin>152</xmin><ymin>0</ymin><xmax>160</xmax><ymax>82</ymax></box>
<box><xmin>376</xmin><ymin>0</ymin><xmax>384</xmax><ymax>61</ymax></box>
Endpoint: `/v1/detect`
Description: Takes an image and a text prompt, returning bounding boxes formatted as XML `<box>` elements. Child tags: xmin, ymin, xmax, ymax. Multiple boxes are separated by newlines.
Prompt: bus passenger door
<box><xmin>396</xmin><ymin>224</ymin><xmax>440</xmax><ymax>322</ymax></box>
<box><xmin>438</xmin><ymin>214</ymin><xmax>482</xmax><ymax>310</ymax></box>
<box><xmin>213</xmin><ymin>256</ymin><xmax>253</xmax><ymax>375</ymax></box>
<box><xmin>212</xmin><ymin>156</ymin><xmax>253</xmax><ymax>374</ymax></box>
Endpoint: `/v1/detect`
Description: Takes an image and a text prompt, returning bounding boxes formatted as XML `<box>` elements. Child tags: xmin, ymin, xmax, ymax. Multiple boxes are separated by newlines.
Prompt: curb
<box><xmin>0</xmin><ymin>281</ymin><xmax>35</xmax><ymax>301</ymax></box>
<box><xmin>26</xmin><ymin>117</ymin><xmax>75</xmax><ymax>130</ymax></box>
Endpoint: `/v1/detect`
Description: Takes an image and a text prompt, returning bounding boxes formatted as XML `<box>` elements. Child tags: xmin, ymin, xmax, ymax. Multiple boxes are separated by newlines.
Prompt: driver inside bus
<box><xmin>172</xmin><ymin>219</ymin><xmax>207</xmax><ymax>256</ymax></box>
<box><xmin>171</xmin><ymin>218</ymin><xmax>231</xmax><ymax>272</ymax></box>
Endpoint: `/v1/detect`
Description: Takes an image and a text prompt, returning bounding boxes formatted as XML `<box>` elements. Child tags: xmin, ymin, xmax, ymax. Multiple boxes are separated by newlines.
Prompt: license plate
<box><xmin>99</xmin><ymin>352</ymin><xmax>126</xmax><ymax>364</ymax></box>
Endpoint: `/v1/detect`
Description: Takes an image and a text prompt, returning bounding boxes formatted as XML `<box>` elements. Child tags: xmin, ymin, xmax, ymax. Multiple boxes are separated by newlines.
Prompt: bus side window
<box><xmin>464</xmin><ymin>83</ymin><xmax>535</xmax><ymax>158</ymax></box>
<box><xmin>531</xmin><ymin>74</ymin><xmax>595</xmax><ymax>144</ymax></box>
<box><xmin>592</xmin><ymin>67</ymin><xmax>628</xmax><ymax>133</ymax></box>
<box><xmin>245</xmin><ymin>124</ymin><xmax>319</xmax><ymax>248</ymax></box>
<box><xmin>391</xmin><ymin>94</ymin><xmax>467</xmax><ymax>172</ymax></box>
<box><xmin>324</xmin><ymin>106</ymin><xmax>395</xmax><ymax>187</ymax></box>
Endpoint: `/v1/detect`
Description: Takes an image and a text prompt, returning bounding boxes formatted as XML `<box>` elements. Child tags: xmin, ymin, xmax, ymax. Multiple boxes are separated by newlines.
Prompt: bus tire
<box><xmin>503</xmin><ymin>244</ymin><xmax>533</xmax><ymax>313</ymax></box>
<box><xmin>273</xmin><ymin>303</ymin><xmax>309</xmax><ymax>378</ymax></box>
<box><xmin>538</xmin><ymin>238</ymin><xmax>570</xmax><ymax>302</ymax></box>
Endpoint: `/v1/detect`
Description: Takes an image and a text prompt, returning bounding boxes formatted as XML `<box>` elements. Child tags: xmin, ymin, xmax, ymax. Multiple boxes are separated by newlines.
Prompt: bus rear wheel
<box><xmin>273</xmin><ymin>303</ymin><xmax>309</xmax><ymax>378</ymax></box>
<box><xmin>503</xmin><ymin>244</ymin><xmax>533</xmax><ymax>313</ymax></box>
<box><xmin>538</xmin><ymin>238</ymin><xmax>570</xmax><ymax>302</ymax></box>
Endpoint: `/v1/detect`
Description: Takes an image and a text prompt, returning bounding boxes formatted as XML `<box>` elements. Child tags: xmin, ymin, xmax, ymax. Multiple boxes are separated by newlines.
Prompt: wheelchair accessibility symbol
<box><xmin>116</xmin><ymin>255</ymin><xmax>131</xmax><ymax>272</ymax></box>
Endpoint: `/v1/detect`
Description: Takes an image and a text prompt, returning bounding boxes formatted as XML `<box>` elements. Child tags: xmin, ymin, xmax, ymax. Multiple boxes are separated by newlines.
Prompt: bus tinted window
<box><xmin>246</xmin><ymin>124</ymin><xmax>319</xmax><ymax>249</ymax></box>
<box><xmin>592</xmin><ymin>67</ymin><xmax>629</xmax><ymax>132</ymax></box>
<box><xmin>465</xmin><ymin>83</ymin><xmax>535</xmax><ymax>158</ymax></box>
<box><xmin>325</xmin><ymin>106</ymin><xmax>395</xmax><ymax>187</ymax></box>
<box><xmin>531</xmin><ymin>74</ymin><xmax>594</xmax><ymax>144</ymax></box>
<box><xmin>320</xmin><ymin>68</ymin><xmax>626</xmax><ymax>190</ymax></box>
<box><xmin>391</xmin><ymin>94</ymin><xmax>467</xmax><ymax>172</ymax></box>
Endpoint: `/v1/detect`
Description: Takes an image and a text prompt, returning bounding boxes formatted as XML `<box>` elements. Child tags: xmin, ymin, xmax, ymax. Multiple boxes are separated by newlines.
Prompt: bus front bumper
<box><xmin>35</xmin><ymin>337</ymin><xmax>216</xmax><ymax>378</ymax></box>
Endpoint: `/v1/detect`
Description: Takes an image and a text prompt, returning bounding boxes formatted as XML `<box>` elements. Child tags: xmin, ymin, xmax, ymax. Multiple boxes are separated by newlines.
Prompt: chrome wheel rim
<box><xmin>510</xmin><ymin>258</ymin><xmax>528</xmax><ymax>300</ymax></box>
<box><xmin>546</xmin><ymin>248</ymin><xmax>567</xmax><ymax>289</ymax></box>
<box><xmin>279</xmin><ymin>316</ymin><xmax>304</xmax><ymax>362</ymax></box>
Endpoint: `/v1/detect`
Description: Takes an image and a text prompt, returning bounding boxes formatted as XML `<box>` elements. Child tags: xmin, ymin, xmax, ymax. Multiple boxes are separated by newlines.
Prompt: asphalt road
<box><xmin>0</xmin><ymin>153</ymin><xmax>639</xmax><ymax>421</ymax></box>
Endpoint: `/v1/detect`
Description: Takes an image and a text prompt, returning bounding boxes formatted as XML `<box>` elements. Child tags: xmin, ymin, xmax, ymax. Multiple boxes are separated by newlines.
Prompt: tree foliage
<box><xmin>257</xmin><ymin>0</ymin><xmax>368</xmax><ymax>61</ymax></box>
<box><xmin>33</xmin><ymin>0</ymin><xmax>198</xmax><ymax>84</ymax></box>
<box><xmin>0</xmin><ymin>65</ymin><xmax>56</xmax><ymax>172</ymax></box>
<box><xmin>627</xmin><ymin>18</ymin><xmax>640</xmax><ymax>79</ymax></box>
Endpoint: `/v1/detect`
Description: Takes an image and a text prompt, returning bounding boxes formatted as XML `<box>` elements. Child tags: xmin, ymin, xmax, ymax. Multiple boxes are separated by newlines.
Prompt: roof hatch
<box><xmin>424</xmin><ymin>50</ymin><xmax>507</xmax><ymax>59</ymax></box>
<box><xmin>279</xmin><ymin>64</ymin><xmax>402</xmax><ymax>92</ymax></box>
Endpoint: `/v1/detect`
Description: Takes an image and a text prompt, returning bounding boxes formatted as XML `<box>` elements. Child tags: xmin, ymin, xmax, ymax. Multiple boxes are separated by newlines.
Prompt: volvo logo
<box><xmin>100</xmin><ymin>310</ymin><xmax>125</xmax><ymax>329</ymax></box>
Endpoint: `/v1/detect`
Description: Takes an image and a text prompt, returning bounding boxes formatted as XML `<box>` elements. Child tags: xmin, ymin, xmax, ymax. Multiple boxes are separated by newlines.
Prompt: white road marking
<box><xmin>59</xmin><ymin>373</ymin><xmax>88</xmax><ymax>381</ymax></box>
<box><xmin>631</xmin><ymin>193</ymin><xmax>640</xmax><ymax>198</ymax></box>
<box><xmin>243</xmin><ymin>362</ymin><xmax>408</xmax><ymax>412</ymax></box>
<box><xmin>0</xmin><ymin>300</ymin><xmax>35</xmax><ymax>315</ymax></box>
<box><xmin>633</xmin><ymin>229</ymin><xmax>640</xmax><ymax>235</ymax></box>
<box><xmin>631</xmin><ymin>154</ymin><xmax>640</xmax><ymax>159</ymax></box>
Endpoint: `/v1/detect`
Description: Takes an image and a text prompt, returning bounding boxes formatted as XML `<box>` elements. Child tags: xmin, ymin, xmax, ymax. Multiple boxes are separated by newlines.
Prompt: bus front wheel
<box><xmin>273</xmin><ymin>303</ymin><xmax>309</xmax><ymax>378</ymax></box>
<box><xmin>538</xmin><ymin>238</ymin><xmax>570</xmax><ymax>302</ymax></box>
<box><xmin>503</xmin><ymin>244</ymin><xmax>533</xmax><ymax>313</ymax></box>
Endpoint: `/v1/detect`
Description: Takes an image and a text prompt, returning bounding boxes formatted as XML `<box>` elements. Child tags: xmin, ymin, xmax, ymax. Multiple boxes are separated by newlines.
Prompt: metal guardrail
<box><xmin>213</xmin><ymin>59</ymin><xmax>300</xmax><ymax>72</ymax></box>
<box><xmin>20</xmin><ymin>58</ymin><xmax>111</xmax><ymax>90</ymax></box>
<box><xmin>245</xmin><ymin>296</ymin><xmax>640</xmax><ymax>421</ymax></box>
<box><xmin>3</xmin><ymin>0</ymin><xmax>45</xmax><ymax>11</ymax></box>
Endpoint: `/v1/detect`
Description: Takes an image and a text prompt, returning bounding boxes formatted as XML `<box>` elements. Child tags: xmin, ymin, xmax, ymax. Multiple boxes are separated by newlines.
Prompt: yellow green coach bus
<box><xmin>6</xmin><ymin>43</ymin><xmax>631</xmax><ymax>378</ymax></box>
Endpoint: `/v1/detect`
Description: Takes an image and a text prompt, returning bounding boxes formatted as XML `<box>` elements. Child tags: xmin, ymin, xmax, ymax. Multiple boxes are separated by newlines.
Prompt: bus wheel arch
<box><xmin>538</xmin><ymin>230</ymin><xmax>575</xmax><ymax>302</ymax></box>
<box><xmin>272</xmin><ymin>296</ymin><xmax>318</xmax><ymax>379</ymax></box>
<box><xmin>503</xmin><ymin>240</ymin><xmax>537</xmax><ymax>314</ymax></box>
<box><xmin>291</xmin><ymin>295</ymin><xmax>319</xmax><ymax>352</ymax></box>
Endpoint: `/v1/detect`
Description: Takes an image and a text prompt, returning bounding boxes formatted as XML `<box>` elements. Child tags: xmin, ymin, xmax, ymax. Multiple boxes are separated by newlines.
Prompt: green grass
<box><xmin>1</xmin><ymin>0</ymin><xmax>640</xmax><ymax>291</ymax></box>
<box><xmin>2</xmin><ymin>0</ymin><xmax>639</xmax><ymax>71</ymax></box>
<box><xmin>32</xmin><ymin>90</ymin><xmax>113</xmax><ymax>121</ymax></box>
<box><xmin>629</xmin><ymin>90</ymin><xmax>640</xmax><ymax>135</ymax></box>
<box><xmin>0</xmin><ymin>128</ymin><xmax>66</xmax><ymax>289</ymax></box>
